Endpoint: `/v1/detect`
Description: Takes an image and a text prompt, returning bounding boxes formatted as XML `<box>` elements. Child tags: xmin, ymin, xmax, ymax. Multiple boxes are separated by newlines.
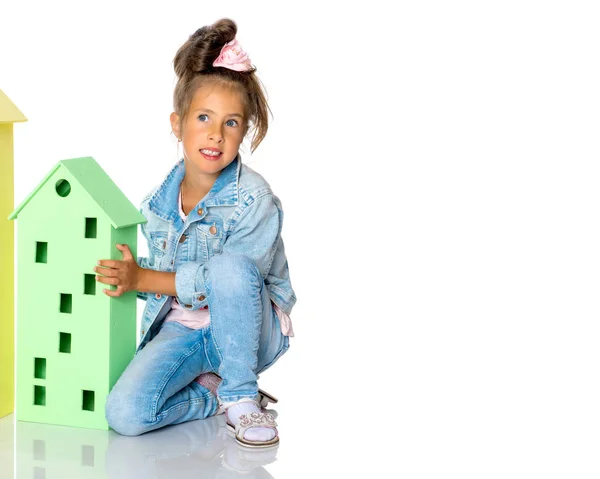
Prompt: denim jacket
<box><xmin>135</xmin><ymin>154</ymin><xmax>296</xmax><ymax>352</ymax></box>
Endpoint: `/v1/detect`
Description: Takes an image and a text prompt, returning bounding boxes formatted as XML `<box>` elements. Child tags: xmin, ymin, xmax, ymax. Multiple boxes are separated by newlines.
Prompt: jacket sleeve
<box><xmin>135</xmin><ymin>207</ymin><xmax>155</xmax><ymax>301</ymax></box>
<box><xmin>174</xmin><ymin>192</ymin><xmax>282</xmax><ymax>310</ymax></box>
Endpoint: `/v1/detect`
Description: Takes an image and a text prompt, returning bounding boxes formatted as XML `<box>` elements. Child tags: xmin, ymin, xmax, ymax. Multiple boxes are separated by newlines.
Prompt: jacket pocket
<box><xmin>196</xmin><ymin>215</ymin><xmax>224</xmax><ymax>259</ymax></box>
<box><xmin>149</xmin><ymin>231</ymin><xmax>168</xmax><ymax>269</ymax></box>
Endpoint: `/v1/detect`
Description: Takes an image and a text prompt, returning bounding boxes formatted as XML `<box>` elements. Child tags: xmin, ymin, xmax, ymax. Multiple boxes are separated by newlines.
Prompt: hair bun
<box><xmin>174</xmin><ymin>18</ymin><xmax>238</xmax><ymax>78</ymax></box>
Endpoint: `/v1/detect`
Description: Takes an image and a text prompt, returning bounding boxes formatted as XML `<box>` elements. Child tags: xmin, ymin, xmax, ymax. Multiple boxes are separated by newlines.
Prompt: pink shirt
<box><xmin>163</xmin><ymin>186</ymin><xmax>294</xmax><ymax>336</ymax></box>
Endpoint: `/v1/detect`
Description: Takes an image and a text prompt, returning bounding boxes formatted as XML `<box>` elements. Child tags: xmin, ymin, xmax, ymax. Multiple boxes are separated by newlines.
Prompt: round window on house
<box><xmin>55</xmin><ymin>179</ymin><xmax>71</xmax><ymax>197</ymax></box>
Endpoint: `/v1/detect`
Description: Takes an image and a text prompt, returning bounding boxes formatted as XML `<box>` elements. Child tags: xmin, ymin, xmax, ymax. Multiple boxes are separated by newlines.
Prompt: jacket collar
<box><xmin>148</xmin><ymin>153</ymin><xmax>241</xmax><ymax>225</ymax></box>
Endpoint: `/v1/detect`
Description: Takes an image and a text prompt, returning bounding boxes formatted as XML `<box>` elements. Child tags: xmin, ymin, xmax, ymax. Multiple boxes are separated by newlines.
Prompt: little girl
<box><xmin>96</xmin><ymin>18</ymin><xmax>296</xmax><ymax>448</ymax></box>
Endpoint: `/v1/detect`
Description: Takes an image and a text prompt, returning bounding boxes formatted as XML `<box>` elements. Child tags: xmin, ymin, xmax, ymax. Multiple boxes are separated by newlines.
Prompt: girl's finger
<box><xmin>118</xmin><ymin>244</ymin><xmax>134</xmax><ymax>261</ymax></box>
<box><xmin>95</xmin><ymin>266</ymin><xmax>117</xmax><ymax>277</ymax></box>
<box><xmin>97</xmin><ymin>260</ymin><xmax>120</xmax><ymax>269</ymax></box>
<box><xmin>103</xmin><ymin>288</ymin><xmax>120</xmax><ymax>297</ymax></box>
<box><xmin>96</xmin><ymin>275</ymin><xmax>119</xmax><ymax>285</ymax></box>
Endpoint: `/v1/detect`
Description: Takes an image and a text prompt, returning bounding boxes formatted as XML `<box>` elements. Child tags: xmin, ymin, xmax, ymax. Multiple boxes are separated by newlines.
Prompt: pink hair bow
<box><xmin>212</xmin><ymin>38</ymin><xmax>252</xmax><ymax>72</ymax></box>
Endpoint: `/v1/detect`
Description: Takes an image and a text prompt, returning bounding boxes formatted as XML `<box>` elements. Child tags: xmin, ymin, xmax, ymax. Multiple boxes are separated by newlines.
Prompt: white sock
<box><xmin>226</xmin><ymin>401</ymin><xmax>276</xmax><ymax>442</ymax></box>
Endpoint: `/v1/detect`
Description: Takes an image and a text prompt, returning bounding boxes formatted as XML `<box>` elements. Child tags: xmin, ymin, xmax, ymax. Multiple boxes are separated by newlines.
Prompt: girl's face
<box><xmin>171</xmin><ymin>82</ymin><xmax>246</xmax><ymax>179</ymax></box>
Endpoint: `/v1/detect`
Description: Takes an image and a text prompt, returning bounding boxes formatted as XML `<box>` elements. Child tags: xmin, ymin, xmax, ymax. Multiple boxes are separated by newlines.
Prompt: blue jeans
<box><xmin>105</xmin><ymin>253</ymin><xmax>290</xmax><ymax>436</ymax></box>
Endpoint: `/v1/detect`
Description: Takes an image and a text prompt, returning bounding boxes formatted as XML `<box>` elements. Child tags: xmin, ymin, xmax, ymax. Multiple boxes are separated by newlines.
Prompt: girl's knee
<box><xmin>211</xmin><ymin>253</ymin><xmax>259</xmax><ymax>275</ymax></box>
<box><xmin>105</xmin><ymin>388</ymin><xmax>152</xmax><ymax>436</ymax></box>
<box><xmin>207</xmin><ymin>253</ymin><xmax>261</xmax><ymax>289</ymax></box>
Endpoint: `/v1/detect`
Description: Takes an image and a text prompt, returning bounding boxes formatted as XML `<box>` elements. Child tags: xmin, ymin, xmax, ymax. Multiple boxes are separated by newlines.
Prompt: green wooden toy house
<box><xmin>8</xmin><ymin>156</ymin><xmax>146</xmax><ymax>430</ymax></box>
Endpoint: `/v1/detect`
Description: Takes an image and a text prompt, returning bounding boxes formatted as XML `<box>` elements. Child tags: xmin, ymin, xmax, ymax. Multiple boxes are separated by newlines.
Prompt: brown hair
<box><xmin>172</xmin><ymin>18</ymin><xmax>272</xmax><ymax>154</ymax></box>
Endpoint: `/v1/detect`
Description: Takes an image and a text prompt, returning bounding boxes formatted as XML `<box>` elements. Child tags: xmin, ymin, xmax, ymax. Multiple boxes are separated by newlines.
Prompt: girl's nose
<box><xmin>209</xmin><ymin>129</ymin><xmax>224</xmax><ymax>142</ymax></box>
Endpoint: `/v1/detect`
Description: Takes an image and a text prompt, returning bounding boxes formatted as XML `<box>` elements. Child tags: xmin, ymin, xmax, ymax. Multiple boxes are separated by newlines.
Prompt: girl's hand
<box><xmin>95</xmin><ymin>244</ymin><xmax>141</xmax><ymax>297</ymax></box>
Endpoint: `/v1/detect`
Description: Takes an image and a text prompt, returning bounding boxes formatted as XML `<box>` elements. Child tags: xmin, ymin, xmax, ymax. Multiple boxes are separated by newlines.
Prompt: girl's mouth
<box><xmin>200</xmin><ymin>149</ymin><xmax>222</xmax><ymax>161</ymax></box>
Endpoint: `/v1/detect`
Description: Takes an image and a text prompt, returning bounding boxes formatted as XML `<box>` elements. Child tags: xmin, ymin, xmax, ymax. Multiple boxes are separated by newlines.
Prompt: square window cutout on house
<box><xmin>82</xmin><ymin>390</ymin><xmax>95</xmax><ymax>411</ymax></box>
<box><xmin>59</xmin><ymin>333</ymin><xmax>71</xmax><ymax>353</ymax></box>
<box><xmin>84</xmin><ymin>274</ymin><xmax>96</xmax><ymax>295</ymax></box>
<box><xmin>35</xmin><ymin>242</ymin><xmax>47</xmax><ymax>263</ymax></box>
<box><xmin>60</xmin><ymin>293</ymin><xmax>72</xmax><ymax>314</ymax></box>
<box><xmin>34</xmin><ymin>385</ymin><xmax>46</xmax><ymax>406</ymax></box>
<box><xmin>85</xmin><ymin>218</ymin><xmax>97</xmax><ymax>238</ymax></box>
<box><xmin>34</xmin><ymin>358</ymin><xmax>46</xmax><ymax>379</ymax></box>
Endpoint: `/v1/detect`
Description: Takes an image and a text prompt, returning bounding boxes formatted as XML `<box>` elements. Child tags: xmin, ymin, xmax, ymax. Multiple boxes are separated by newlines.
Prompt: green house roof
<box><xmin>0</xmin><ymin>89</ymin><xmax>27</xmax><ymax>123</ymax></box>
<box><xmin>8</xmin><ymin>156</ymin><xmax>147</xmax><ymax>229</ymax></box>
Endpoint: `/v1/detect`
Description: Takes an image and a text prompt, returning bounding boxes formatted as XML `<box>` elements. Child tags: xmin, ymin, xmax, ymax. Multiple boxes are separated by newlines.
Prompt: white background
<box><xmin>2</xmin><ymin>0</ymin><xmax>600</xmax><ymax>476</ymax></box>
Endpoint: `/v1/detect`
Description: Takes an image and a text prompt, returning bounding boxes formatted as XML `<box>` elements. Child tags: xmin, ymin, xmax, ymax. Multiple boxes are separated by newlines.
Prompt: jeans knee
<box><xmin>208</xmin><ymin>253</ymin><xmax>261</xmax><ymax>292</ymax></box>
<box><xmin>105</xmin><ymin>389</ymin><xmax>151</xmax><ymax>437</ymax></box>
<box><xmin>211</xmin><ymin>252</ymin><xmax>260</xmax><ymax>276</ymax></box>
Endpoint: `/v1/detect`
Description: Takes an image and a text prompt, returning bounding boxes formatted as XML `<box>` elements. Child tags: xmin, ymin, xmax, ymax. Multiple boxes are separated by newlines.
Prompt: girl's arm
<box><xmin>137</xmin><ymin>269</ymin><xmax>176</xmax><ymax>297</ymax></box>
<box><xmin>136</xmin><ymin>256</ymin><xmax>150</xmax><ymax>301</ymax></box>
<box><xmin>135</xmin><ymin>211</ymin><xmax>159</xmax><ymax>300</ymax></box>
<box><xmin>97</xmin><ymin>203</ymin><xmax>179</xmax><ymax>299</ymax></box>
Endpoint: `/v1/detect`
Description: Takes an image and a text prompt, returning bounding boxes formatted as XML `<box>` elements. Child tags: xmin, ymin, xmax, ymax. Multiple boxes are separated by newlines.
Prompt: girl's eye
<box><xmin>197</xmin><ymin>114</ymin><xmax>238</xmax><ymax>127</ymax></box>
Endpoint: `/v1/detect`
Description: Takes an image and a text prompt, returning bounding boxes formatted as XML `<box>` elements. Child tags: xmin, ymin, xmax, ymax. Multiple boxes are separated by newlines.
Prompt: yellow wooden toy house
<box><xmin>0</xmin><ymin>89</ymin><xmax>27</xmax><ymax>418</ymax></box>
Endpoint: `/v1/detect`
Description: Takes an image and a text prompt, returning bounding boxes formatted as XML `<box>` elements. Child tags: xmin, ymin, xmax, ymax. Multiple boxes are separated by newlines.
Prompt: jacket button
<box><xmin>162</xmin><ymin>241</ymin><xmax>166</xmax><ymax>249</ymax></box>
<box><xmin>141</xmin><ymin>329</ymin><xmax>145</xmax><ymax>334</ymax></box>
<box><xmin>198</xmin><ymin>295</ymin><xmax>205</xmax><ymax>301</ymax></box>
<box><xmin>198</xmin><ymin>208</ymin><xmax>203</xmax><ymax>215</ymax></box>
<box><xmin>209</xmin><ymin>225</ymin><xmax>217</xmax><ymax>235</ymax></box>
<box><xmin>179</xmin><ymin>234</ymin><xmax>186</xmax><ymax>243</ymax></box>
<box><xmin>155</xmin><ymin>293</ymin><xmax>161</xmax><ymax>299</ymax></box>
<box><xmin>185</xmin><ymin>304</ymin><xmax>192</xmax><ymax>308</ymax></box>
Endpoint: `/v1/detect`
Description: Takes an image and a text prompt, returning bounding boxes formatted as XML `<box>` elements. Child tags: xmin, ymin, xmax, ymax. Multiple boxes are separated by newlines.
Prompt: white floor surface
<box><xmin>1</xmin><ymin>412</ymin><xmax>285</xmax><ymax>478</ymax></box>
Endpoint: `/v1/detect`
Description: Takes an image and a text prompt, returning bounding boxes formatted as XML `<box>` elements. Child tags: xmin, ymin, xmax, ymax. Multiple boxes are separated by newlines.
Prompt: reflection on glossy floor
<box><xmin>0</xmin><ymin>414</ymin><xmax>13</xmax><ymax>478</ymax></box>
<box><xmin>0</xmin><ymin>411</ymin><xmax>279</xmax><ymax>478</ymax></box>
